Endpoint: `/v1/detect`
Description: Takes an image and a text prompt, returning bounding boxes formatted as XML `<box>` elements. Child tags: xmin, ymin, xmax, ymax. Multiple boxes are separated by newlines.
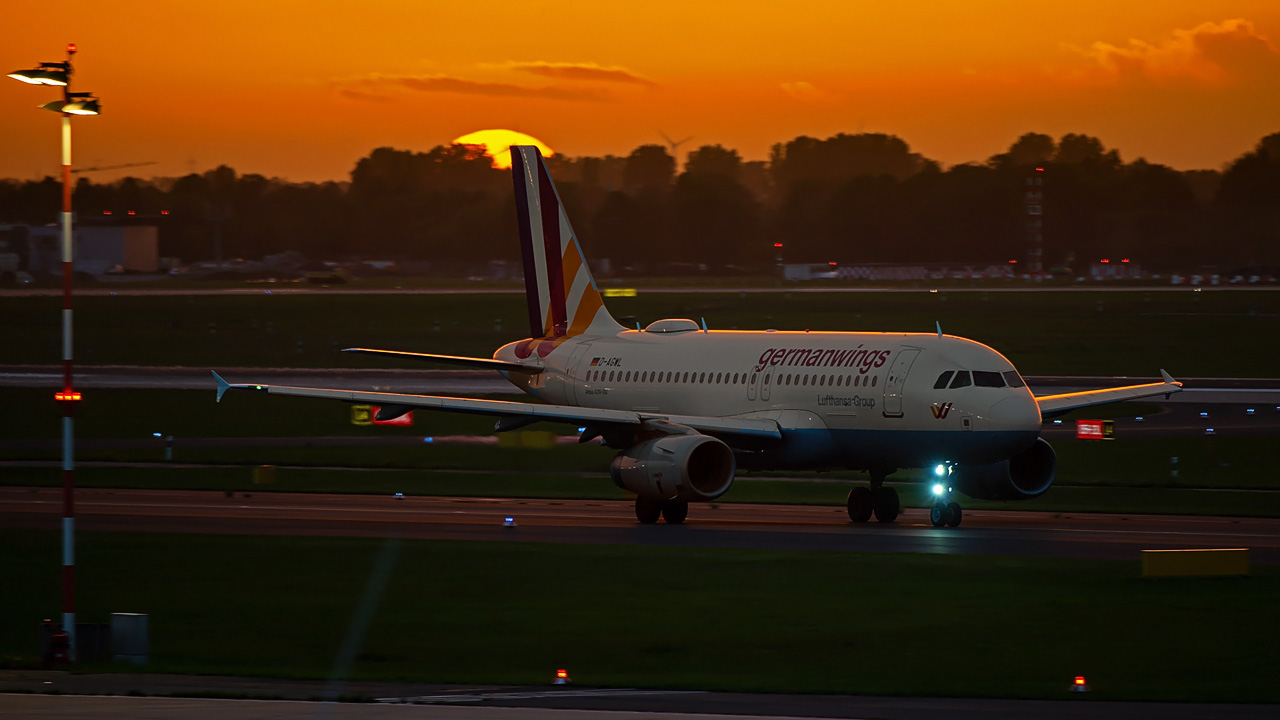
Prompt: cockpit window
<box><xmin>973</xmin><ymin>371</ymin><xmax>1006</xmax><ymax>388</ymax></box>
<box><xmin>934</xmin><ymin>371</ymin><xmax>954</xmax><ymax>389</ymax></box>
<box><xmin>1002</xmin><ymin>370</ymin><xmax>1025</xmax><ymax>388</ymax></box>
<box><xmin>949</xmin><ymin>371</ymin><xmax>972</xmax><ymax>389</ymax></box>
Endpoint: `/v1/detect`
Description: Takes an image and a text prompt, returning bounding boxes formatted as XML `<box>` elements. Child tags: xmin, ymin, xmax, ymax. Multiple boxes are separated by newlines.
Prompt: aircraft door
<box><xmin>761</xmin><ymin>367</ymin><xmax>772</xmax><ymax>401</ymax></box>
<box><xmin>881</xmin><ymin>348</ymin><xmax>920</xmax><ymax>418</ymax></box>
<box><xmin>566</xmin><ymin>343</ymin><xmax>592</xmax><ymax>405</ymax></box>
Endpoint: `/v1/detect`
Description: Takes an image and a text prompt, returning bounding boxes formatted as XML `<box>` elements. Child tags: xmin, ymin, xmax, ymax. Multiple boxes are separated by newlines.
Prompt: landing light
<box><xmin>934</xmin><ymin>464</ymin><xmax>946</xmax><ymax>477</ymax></box>
<box><xmin>932</xmin><ymin>483</ymin><xmax>945</xmax><ymax>496</ymax></box>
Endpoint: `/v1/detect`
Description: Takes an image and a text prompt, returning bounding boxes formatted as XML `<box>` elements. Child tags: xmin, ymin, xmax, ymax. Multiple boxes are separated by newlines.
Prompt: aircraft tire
<box><xmin>847</xmin><ymin>487</ymin><xmax>873</xmax><ymax>523</ymax></box>
<box><xmin>635</xmin><ymin>497</ymin><xmax>662</xmax><ymax>524</ymax></box>
<box><xmin>930</xmin><ymin>504</ymin><xmax>946</xmax><ymax>527</ymax></box>
<box><xmin>661</xmin><ymin>500</ymin><xmax>689</xmax><ymax>525</ymax></box>
<box><xmin>946</xmin><ymin>502</ymin><xmax>963</xmax><ymax>528</ymax></box>
<box><xmin>872</xmin><ymin>486</ymin><xmax>900</xmax><ymax>523</ymax></box>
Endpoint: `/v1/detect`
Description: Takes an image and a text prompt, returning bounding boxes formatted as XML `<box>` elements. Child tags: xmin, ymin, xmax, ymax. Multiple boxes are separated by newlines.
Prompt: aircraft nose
<box><xmin>988</xmin><ymin>394</ymin><xmax>1042</xmax><ymax>432</ymax></box>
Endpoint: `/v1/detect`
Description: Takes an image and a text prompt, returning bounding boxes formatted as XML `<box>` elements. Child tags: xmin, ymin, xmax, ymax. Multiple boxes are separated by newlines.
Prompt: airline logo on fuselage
<box><xmin>930</xmin><ymin>402</ymin><xmax>954</xmax><ymax>419</ymax></box>
<box><xmin>754</xmin><ymin>346</ymin><xmax>892</xmax><ymax>374</ymax></box>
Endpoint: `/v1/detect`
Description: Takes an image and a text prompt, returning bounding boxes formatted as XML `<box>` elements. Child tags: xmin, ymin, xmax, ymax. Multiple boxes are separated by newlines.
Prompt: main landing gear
<box><xmin>635</xmin><ymin>497</ymin><xmax>688</xmax><ymax>525</ymax></box>
<box><xmin>928</xmin><ymin>483</ymin><xmax>963</xmax><ymax>528</ymax></box>
<box><xmin>847</xmin><ymin>472</ymin><xmax>899</xmax><ymax>523</ymax></box>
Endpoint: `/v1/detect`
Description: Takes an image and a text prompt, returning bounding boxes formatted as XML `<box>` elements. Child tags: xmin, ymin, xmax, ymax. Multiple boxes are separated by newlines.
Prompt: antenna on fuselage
<box><xmin>701</xmin><ymin>317</ymin><xmax>708</xmax><ymax>332</ymax></box>
<box><xmin>936</xmin><ymin>321</ymin><xmax>943</xmax><ymax>338</ymax></box>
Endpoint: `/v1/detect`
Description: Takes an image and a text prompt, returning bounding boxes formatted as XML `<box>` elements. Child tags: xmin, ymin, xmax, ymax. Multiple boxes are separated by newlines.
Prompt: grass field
<box><xmin>3</xmin><ymin>529</ymin><xmax>1277</xmax><ymax>702</ymax></box>
<box><xmin>3</xmin><ymin>289</ymin><xmax>1278</xmax><ymax>375</ymax></box>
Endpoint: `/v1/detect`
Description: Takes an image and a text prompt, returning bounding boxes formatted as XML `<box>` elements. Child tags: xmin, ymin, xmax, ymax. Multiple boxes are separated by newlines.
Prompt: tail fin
<box><xmin>511</xmin><ymin>146</ymin><xmax>623</xmax><ymax>355</ymax></box>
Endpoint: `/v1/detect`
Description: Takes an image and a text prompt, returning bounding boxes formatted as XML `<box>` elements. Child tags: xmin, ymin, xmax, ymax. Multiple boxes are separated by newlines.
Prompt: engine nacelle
<box><xmin>951</xmin><ymin>437</ymin><xmax>1057</xmax><ymax>501</ymax></box>
<box><xmin>609</xmin><ymin>434</ymin><xmax>736</xmax><ymax>502</ymax></box>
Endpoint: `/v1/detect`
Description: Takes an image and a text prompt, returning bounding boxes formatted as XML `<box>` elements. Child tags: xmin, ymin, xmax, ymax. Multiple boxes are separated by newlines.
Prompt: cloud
<box><xmin>334</xmin><ymin>74</ymin><xmax>608</xmax><ymax>103</ymax></box>
<box><xmin>780</xmin><ymin>81</ymin><xmax>825</xmax><ymax>101</ymax></box>
<box><xmin>337</xmin><ymin>88</ymin><xmax>394</xmax><ymax>104</ymax></box>
<box><xmin>1071</xmin><ymin>18</ymin><xmax>1280</xmax><ymax>85</ymax></box>
<box><xmin>506</xmin><ymin>62</ymin><xmax>657</xmax><ymax>87</ymax></box>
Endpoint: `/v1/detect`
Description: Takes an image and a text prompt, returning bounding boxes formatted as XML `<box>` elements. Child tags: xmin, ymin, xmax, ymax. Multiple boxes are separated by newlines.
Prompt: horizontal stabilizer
<box><xmin>342</xmin><ymin>348</ymin><xmax>540</xmax><ymax>373</ymax></box>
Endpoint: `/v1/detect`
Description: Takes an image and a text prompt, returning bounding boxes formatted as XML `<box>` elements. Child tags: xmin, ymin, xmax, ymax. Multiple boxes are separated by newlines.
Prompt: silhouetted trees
<box><xmin>3</xmin><ymin>130</ymin><xmax>1279</xmax><ymax>275</ymax></box>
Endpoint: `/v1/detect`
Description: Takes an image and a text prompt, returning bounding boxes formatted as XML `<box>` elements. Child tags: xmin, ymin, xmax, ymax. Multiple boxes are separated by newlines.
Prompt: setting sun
<box><xmin>452</xmin><ymin>129</ymin><xmax>554</xmax><ymax>169</ymax></box>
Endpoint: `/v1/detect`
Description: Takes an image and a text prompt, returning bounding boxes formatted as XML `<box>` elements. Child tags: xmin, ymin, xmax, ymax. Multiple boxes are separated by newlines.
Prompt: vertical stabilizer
<box><xmin>511</xmin><ymin>146</ymin><xmax>623</xmax><ymax>357</ymax></box>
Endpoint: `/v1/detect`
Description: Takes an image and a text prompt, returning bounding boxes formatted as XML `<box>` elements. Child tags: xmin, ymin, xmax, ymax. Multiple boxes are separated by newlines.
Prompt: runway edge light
<box><xmin>554</xmin><ymin>668</ymin><xmax>570</xmax><ymax>685</ymax></box>
<box><xmin>1072</xmin><ymin>675</ymin><xmax>1091</xmax><ymax>692</ymax></box>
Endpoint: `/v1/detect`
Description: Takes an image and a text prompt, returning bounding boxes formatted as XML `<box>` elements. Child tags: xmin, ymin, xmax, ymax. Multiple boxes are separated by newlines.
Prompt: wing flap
<box><xmin>1035</xmin><ymin>370</ymin><xmax>1183</xmax><ymax>416</ymax></box>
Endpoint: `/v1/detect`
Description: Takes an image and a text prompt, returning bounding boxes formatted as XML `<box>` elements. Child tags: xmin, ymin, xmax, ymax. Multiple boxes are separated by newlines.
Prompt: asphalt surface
<box><xmin>3</xmin><ymin>672</ymin><xmax>1279</xmax><ymax>720</ymax></box>
<box><xmin>4</xmin><ymin>487</ymin><xmax>1278</xmax><ymax>564</ymax></box>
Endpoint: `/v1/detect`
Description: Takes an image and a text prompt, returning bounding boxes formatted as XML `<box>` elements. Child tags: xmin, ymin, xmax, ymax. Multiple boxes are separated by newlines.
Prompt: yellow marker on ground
<box><xmin>1142</xmin><ymin>548</ymin><xmax>1249</xmax><ymax>577</ymax></box>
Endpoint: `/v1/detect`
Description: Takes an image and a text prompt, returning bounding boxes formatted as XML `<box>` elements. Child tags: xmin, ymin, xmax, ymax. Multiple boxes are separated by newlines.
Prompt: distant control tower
<box><xmin>1025</xmin><ymin>167</ymin><xmax>1045</xmax><ymax>279</ymax></box>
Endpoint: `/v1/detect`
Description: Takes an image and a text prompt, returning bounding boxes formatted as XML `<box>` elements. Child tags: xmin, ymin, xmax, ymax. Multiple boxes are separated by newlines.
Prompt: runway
<box><xmin>4</xmin><ymin>487</ymin><xmax>1278</xmax><ymax>564</ymax></box>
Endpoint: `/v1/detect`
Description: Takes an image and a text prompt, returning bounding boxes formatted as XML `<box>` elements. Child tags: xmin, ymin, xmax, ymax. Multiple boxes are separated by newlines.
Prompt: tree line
<box><xmin>2</xmin><ymin>131</ymin><xmax>1279</xmax><ymax>274</ymax></box>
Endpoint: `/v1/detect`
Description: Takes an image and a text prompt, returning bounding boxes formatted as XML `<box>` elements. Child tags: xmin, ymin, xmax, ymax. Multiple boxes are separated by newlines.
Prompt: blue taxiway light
<box><xmin>423</xmin><ymin>437</ymin><xmax>434</xmax><ymax>443</ymax></box>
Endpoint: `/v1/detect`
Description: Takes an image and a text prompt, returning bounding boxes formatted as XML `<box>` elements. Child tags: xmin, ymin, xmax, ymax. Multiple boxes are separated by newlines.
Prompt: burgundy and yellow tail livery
<box><xmin>511</xmin><ymin>146</ymin><xmax>622</xmax><ymax>358</ymax></box>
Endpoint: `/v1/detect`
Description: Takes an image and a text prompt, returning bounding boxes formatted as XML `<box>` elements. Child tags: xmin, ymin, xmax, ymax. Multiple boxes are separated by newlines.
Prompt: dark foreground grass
<box><xmin>2</xmin><ymin>529</ymin><xmax>1278</xmax><ymax>702</ymax></box>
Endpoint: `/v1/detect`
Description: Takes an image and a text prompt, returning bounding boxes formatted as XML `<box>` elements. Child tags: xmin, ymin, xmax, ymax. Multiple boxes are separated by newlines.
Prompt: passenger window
<box><xmin>700</xmin><ymin>372</ymin><xmax>706</xmax><ymax>383</ymax></box>
<box><xmin>973</xmin><ymin>371</ymin><xmax>1005</xmax><ymax>388</ymax></box>
<box><xmin>1003</xmin><ymin>371</ymin><xmax>1025</xmax><ymax>388</ymax></box>
<box><xmin>871</xmin><ymin>375</ymin><xmax>877</xmax><ymax>387</ymax></box>
<box><xmin>683</xmin><ymin>372</ymin><xmax>689</xmax><ymax>383</ymax></box>
<box><xmin>949</xmin><ymin>371</ymin><xmax>971</xmax><ymax>389</ymax></box>
<box><xmin>934</xmin><ymin>371</ymin><xmax>954</xmax><ymax>389</ymax></box>
<box><xmin>716</xmin><ymin>372</ymin><xmax>723</xmax><ymax>383</ymax></box>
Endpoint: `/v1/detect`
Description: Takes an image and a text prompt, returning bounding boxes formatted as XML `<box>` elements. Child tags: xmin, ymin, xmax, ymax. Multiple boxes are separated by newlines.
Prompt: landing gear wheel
<box><xmin>872</xmin><ymin>486</ymin><xmax>899</xmax><ymax>523</ymax></box>
<box><xmin>635</xmin><ymin>497</ymin><xmax>661</xmax><ymax>524</ymax></box>
<box><xmin>846</xmin><ymin>487</ymin><xmax>873</xmax><ymax>523</ymax></box>
<box><xmin>930</xmin><ymin>504</ymin><xmax>949</xmax><ymax>528</ymax></box>
<box><xmin>661</xmin><ymin>500</ymin><xmax>689</xmax><ymax>525</ymax></box>
<box><xmin>946</xmin><ymin>502</ymin><xmax>962</xmax><ymax>528</ymax></box>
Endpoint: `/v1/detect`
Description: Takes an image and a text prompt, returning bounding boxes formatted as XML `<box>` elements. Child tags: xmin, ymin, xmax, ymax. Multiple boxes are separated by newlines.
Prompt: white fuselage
<box><xmin>496</xmin><ymin>326</ymin><xmax>1043</xmax><ymax>472</ymax></box>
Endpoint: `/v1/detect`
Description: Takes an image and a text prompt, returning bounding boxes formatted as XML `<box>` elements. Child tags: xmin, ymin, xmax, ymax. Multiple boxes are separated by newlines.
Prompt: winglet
<box><xmin>212</xmin><ymin>371</ymin><xmax>231</xmax><ymax>403</ymax></box>
<box><xmin>701</xmin><ymin>317</ymin><xmax>709</xmax><ymax>333</ymax></box>
<box><xmin>1160</xmin><ymin>368</ymin><xmax>1182</xmax><ymax>398</ymax></box>
<box><xmin>936</xmin><ymin>321</ymin><xmax>943</xmax><ymax>338</ymax></box>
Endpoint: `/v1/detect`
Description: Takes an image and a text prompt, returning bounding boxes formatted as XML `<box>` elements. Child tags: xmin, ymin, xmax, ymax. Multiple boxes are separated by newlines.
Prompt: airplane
<box><xmin>213</xmin><ymin>145</ymin><xmax>1183</xmax><ymax>528</ymax></box>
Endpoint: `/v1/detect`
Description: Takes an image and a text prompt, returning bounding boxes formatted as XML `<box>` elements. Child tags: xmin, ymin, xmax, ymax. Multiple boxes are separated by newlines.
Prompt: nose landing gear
<box><xmin>928</xmin><ymin>482</ymin><xmax>963</xmax><ymax>528</ymax></box>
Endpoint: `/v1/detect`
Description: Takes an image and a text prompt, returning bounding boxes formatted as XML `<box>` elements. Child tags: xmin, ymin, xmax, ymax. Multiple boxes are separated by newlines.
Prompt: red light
<box><xmin>773</xmin><ymin>243</ymin><xmax>783</xmax><ymax>248</ymax></box>
<box><xmin>55</xmin><ymin>391</ymin><xmax>82</xmax><ymax>402</ymax></box>
<box><xmin>828</xmin><ymin>261</ymin><xmax>837</xmax><ymax>266</ymax></box>
<box><xmin>1009</xmin><ymin>259</ymin><xmax>1017</xmax><ymax>264</ymax></box>
<box><xmin>1121</xmin><ymin>258</ymin><xmax>1129</xmax><ymax>263</ymax></box>
<box><xmin>128</xmin><ymin>210</ymin><xmax>136</xmax><ymax>216</ymax></box>
<box><xmin>161</xmin><ymin>210</ymin><xmax>170</xmax><ymax>215</ymax></box>
<box><xmin>1035</xmin><ymin>166</ymin><xmax>1044</xmax><ymax>172</ymax></box>
<box><xmin>1100</xmin><ymin>258</ymin><xmax>1109</xmax><ymax>264</ymax></box>
<box><xmin>103</xmin><ymin>210</ymin><xmax>112</xmax><ymax>215</ymax></box>
<box><xmin>67</xmin><ymin>43</ymin><xmax>77</xmax><ymax>53</ymax></box>
<box><xmin>556</xmin><ymin>669</ymin><xmax>568</xmax><ymax>678</ymax></box>
<box><xmin>1074</xmin><ymin>676</ymin><xmax>1086</xmax><ymax>686</ymax></box>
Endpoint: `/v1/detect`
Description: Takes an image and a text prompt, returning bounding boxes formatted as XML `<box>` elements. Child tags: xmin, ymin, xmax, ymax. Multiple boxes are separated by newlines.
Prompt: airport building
<box><xmin>1</xmin><ymin>223</ymin><xmax>159</xmax><ymax>276</ymax></box>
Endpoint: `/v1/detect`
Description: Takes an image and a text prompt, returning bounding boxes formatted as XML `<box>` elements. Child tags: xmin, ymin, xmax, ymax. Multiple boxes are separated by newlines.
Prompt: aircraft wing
<box><xmin>211</xmin><ymin>372</ymin><xmax>781</xmax><ymax>440</ymax></box>
<box><xmin>341</xmin><ymin>348</ymin><xmax>540</xmax><ymax>373</ymax></box>
<box><xmin>1035</xmin><ymin>370</ymin><xmax>1183</xmax><ymax>417</ymax></box>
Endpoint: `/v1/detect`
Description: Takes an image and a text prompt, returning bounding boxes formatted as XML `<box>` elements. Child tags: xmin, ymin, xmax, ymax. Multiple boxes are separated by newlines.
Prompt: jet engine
<box><xmin>950</xmin><ymin>437</ymin><xmax>1057</xmax><ymax>501</ymax></box>
<box><xmin>610</xmin><ymin>434</ymin><xmax>736</xmax><ymax>502</ymax></box>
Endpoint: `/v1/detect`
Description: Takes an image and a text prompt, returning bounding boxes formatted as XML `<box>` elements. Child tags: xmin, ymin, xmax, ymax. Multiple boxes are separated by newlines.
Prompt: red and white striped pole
<box><xmin>56</xmin><ymin>43</ymin><xmax>79</xmax><ymax>662</ymax></box>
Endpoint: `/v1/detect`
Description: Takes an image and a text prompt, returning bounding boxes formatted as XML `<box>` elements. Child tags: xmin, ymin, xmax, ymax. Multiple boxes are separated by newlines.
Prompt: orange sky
<box><xmin>3</xmin><ymin>1</ymin><xmax>1280</xmax><ymax>183</ymax></box>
